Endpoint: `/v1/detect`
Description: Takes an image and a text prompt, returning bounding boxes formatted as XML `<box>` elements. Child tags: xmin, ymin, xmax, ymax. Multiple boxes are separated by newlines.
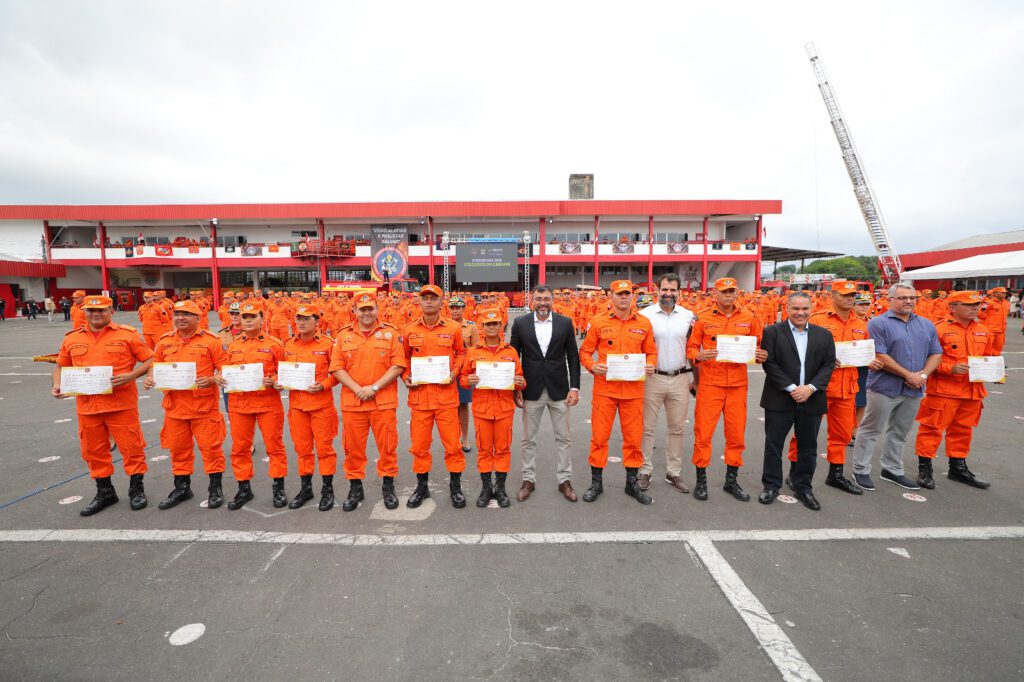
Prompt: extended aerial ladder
<box><xmin>806</xmin><ymin>42</ymin><xmax>903</xmax><ymax>285</ymax></box>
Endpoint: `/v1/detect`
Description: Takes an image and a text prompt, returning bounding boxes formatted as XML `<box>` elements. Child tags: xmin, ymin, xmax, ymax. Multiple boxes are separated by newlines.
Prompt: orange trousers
<box><xmin>342</xmin><ymin>409</ymin><xmax>397</xmax><ymax>479</ymax></box>
<box><xmin>474</xmin><ymin>414</ymin><xmax>513</xmax><ymax>473</ymax></box>
<box><xmin>692</xmin><ymin>384</ymin><xmax>747</xmax><ymax>469</ymax></box>
<box><xmin>289</xmin><ymin>406</ymin><xmax>338</xmax><ymax>477</ymax></box>
<box><xmin>143</xmin><ymin>334</ymin><xmax>160</xmax><ymax>349</ymax></box>
<box><xmin>589</xmin><ymin>394</ymin><xmax>643</xmax><ymax>468</ymax></box>
<box><xmin>160</xmin><ymin>413</ymin><xmax>226</xmax><ymax>475</ymax></box>
<box><xmin>228</xmin><ymin>408</ymin><xmax>287</xmax><ymax>480</ymax></box>
<box><xmin>788</xmin><ymin>395</ymin><xmax>854</xmax><ymax>465</ymax></box>
<box><xmin>991</xmin><ymin>332</ymin><xmax>1005</xmax><ymax>355</ymax></box>
<box><xmin>78</xmin><ymin>409</ymin><xmax>147</xmax><ymax>479</ymax></box>
<box><xmin>914</xmin><ymin>395</ymin><xmax>983</xmax><ymax>459</ymax></box>
<box><xmin>409</xmin><ymin>406</ymin><xmax>463</xmax><ymax>474</ymax></box>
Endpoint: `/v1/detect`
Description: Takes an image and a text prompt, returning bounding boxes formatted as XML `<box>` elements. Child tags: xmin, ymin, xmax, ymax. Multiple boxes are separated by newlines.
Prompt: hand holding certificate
<box><xmin>715</xmin><ymin>335</ymin><xmax>756</xmax><ymax>364</ymax></box>
<box><xmin>410</xmin><ymin>355</ymin><xmax>451</xmax><ymax>385</ymax></box>
<box><xmin>60</xmin><ymin>366</ymin><xmax>113</xmax><ymax>396</ymax></box>
<box><xmin>968</xmin><ymin>356</ymin><xmax>1005</xmax><ymax>383</ymax></box>
<box><xmin>222</xmin><ymin>363</ymin><xmax>266</xmax><ymax>393</ymax></box>
<box><xmin>152</xmin><ymin>362</ymin><xmax>197</xmax><ymax>390</ymax></box>
<box><xmin>605</xmin><ymin>354</ymin><xmax>646</xmax><ymax>382</ymax></box>
<box><xmin>278</xmin><ymin>362</ymin><xmax>316</xmax><ymax>391</ymax></box>
<box><xmin>835</xmin><ymin>339</ymin><xmax>876</xmax><ymax>368</ymax></box>
<box><xmin>476</xmin><ymin>361</ymin><xmax>515</xmax><ymax>390</ymax></box>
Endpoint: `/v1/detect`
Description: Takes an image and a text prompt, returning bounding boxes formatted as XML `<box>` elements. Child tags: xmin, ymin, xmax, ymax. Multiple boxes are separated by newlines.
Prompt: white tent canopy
<box><xmin>902</xmin><ymin>250</ymin><xmax>1024</xmax><ymax>280</ymax></box>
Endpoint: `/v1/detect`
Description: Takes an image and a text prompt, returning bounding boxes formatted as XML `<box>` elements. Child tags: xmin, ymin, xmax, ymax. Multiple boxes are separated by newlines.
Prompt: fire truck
<box><xmin>322</xmin><ymin>278</ymin><xmax>422</xmax><ymax>296</ymax></box>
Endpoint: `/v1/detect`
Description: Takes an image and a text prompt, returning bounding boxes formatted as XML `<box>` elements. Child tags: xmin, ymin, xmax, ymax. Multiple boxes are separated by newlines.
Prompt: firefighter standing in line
<box><xmin>578</xmin><ymin>280</ymin><xmax>658</xmax><ymax>505</ymax></box>
<box><xmin>448</xmin><ymin>295</ymin><xmax>480</xmax><ymax>453</ymax></box>
<box><xmin>978</xmin><ymin>287</ymin><xmax>1009</xmax><ymax>355</ymax></box>
<box><xmin>330</xmin><ymin>294</ymin><xmax>407</xmax><ymax>510</ymax></box>
<box><xmin>52</xmin><ymin>295</ymin><xmax>153</xmax><ymax>516</ymax></box>
<box><xmin>459</xmin><ymin>308</ymin><xmax>526</xmax><ymax>508</ymax></box>
<box><xmin>223</xmin><ymin>302</ymin><xmax>287</xmax><ymax>509</ymax></box>
<box><xmin>138</xmin><ymin>291</ymin><xmax>171</xmax><ymax>349</ymax></box>
<box><xmin>402</xmin><ymin>285</ymin><xmax>467</xmax><ymax>508</ymax></box>
<box><xmin>686</xmin><ymin>277</ymin><xmax>767</xmax><ymax>502</ymax></box>
<box><xmin>144</xmin><ymin>300</ymin><xmax>229</xmax><ymax>509</ymax></box>
<box><xmin>69</xmin><ymin>289</ymin><xmax>87</xmax><ymax>328</ymax></box>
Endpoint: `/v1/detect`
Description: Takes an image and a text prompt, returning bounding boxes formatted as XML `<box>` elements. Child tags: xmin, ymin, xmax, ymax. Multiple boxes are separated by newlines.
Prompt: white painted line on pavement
<box><xmin>0</xmin><ymin>525</ymin><xmax>1020</xmax><ymax>546</ymax></box>
<box><xmin>0</xmin><ymin>373</ymin><xmax>49</xmax><ymax>376</ymax></box>
<box><xmin>252</xmin><ymin>544</ymin><xmax>287</xmax><ymax>583</ymax></box>
<box><xmin>688</xmin><ymin>536</ymin><xmax>821</xmax><ymax>682</ymax></box>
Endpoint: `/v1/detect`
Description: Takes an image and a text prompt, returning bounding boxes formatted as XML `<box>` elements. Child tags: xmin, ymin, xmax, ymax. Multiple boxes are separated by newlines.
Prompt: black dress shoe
<box><xmin>758</xmin><ymin>488</ymin><xmax>779</xmax><ymax>505</ymax></box>
<box><xmin>794</xmin><ymin>490</ymin><xmax>821</xmax><ymax>511</ymax></box>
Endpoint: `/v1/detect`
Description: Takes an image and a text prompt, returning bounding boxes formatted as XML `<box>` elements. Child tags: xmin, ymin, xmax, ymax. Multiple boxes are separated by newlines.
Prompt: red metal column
<box><xmin>98</xmin><ymin>222</ymin><xmax>110</xmax><ymax>293</ymax></box>
<box><xmin>647</xmin><ymin>215</ymin><xmax>654</xmax><ymax>287</ymax></box>
<box><xmin>317</xmin><ymin>219</ymin><xmax>328</xmax><ymax>292</ymax></box>
<box><xmin>538</xmin><ymin>217</ymin><xmax>547</xmax><ymax>286</ymax></box>
<box><xmin>593</xmin><ymin>215</ymin><xmax>600</xmax><ymax>287</ymax></box>
<box><xmin>209</xmin><ymin>220</ymin><xmax>221</xmax><ymax>302</ymax></box>
<box><xmin>755</xmin><ymin>215</ymin><xmax>763</xmax><ymax>290</ymax></box>
<box><xmin>700</xmin><ymin>216</ymin><xmax>709</xmax><ymax>290</ymax></box>
<box><xmin>427</xmin><ymin>217</ymin><xmax>435</xmax><ymax>285</ymax></box>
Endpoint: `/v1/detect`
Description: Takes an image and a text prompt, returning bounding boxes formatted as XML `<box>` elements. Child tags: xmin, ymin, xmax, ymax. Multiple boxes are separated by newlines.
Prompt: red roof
<box><xmin>0</xmin><ymin>260</ymin><xmax>67</xmax><ymax>278</ymax></box>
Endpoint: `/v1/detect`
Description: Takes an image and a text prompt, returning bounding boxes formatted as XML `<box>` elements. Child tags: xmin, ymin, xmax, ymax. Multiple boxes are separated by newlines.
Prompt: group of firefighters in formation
<box><xmin>52</xmin><ymin>277</ymin><xmax>1010</xmax><ymax>517</ymax></box>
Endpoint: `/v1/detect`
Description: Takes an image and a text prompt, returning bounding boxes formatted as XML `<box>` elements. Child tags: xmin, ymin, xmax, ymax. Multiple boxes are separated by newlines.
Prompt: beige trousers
<box><xmin>641</xmin><ymin>372</ymin><xmax>691</xmax><ymax>477</ymax></box>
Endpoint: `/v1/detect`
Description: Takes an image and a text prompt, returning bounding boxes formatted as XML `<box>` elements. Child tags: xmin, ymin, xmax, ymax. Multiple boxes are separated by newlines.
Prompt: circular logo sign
<box><xmin>372</xmin><ymin>247</ymin><xmax>407</xmax><ymax>281</ymax></box>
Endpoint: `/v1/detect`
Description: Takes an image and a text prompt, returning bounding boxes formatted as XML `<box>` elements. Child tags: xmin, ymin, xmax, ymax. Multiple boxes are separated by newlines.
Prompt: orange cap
<box><xmin>81</xmin><ymin>295</ymin><xmax>113</xmax><ymax>310</ymax></box>
<box><xmin>239</xmin><ymin>302</ymin><xmax>264</xmax><ymax>315</ymax></box>
<box><xmin>714</xmin><ymin>277</ymin><xmax>738</xmax><ymax>291</ymax></box>
<box><xmin>990</xmin><ymin>287</ymin><xmax>1007</xmax><ymax>294</ymax></box>
<box><xmin>609</xmin><ymin>280</ymin><xmax>633</xmax><ymax>294</ymax></box>
<box><xmin>172</xmin><ymin>300</ymin><xmax>202</xmax><ymax>315</ymax></box>
<box><xmin>831</xmin><ymin>280</ymin><xmax>859</xmax><ymax>294</ymax></box>
<box><xmin>354</xmin><ymin>293</ymin><xmax>376</xmax><ymax>309</ymax></box>
<box><xmin>72</xmin><ymin>290</ymin><xmax>86</xmax><ymax>297</ymax></box>
<box><xmin>294</xmin><ymin>303</ymin><xmax>322</xmax><ymax>317</ymax></box>
<box><xmin>948</xmin><ymin>290</ymin><xmax>984</xmax><ymax>304</ymax></box>
<box><xmin>479</xmin><ymin>307</ymin><xmax>502</xmax><ymax>323</ymax></box>
<box><xmin>419</xmin><ymin>284</ymin><xmax>443</xmax><ymax>297</ymax></box>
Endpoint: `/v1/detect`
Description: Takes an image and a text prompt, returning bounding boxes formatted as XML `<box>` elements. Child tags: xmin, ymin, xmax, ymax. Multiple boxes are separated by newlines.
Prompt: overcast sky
<box><xmin>1</xmin><ymin>1</ymin><xmax>1021</xmax><ymax>256</ymax></box>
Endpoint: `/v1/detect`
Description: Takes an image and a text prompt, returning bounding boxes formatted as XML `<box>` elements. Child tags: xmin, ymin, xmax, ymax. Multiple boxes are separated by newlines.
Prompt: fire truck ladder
<box><xmin>806</xmin><ymin>42</ymin><xmax>903</xmax><ymax>286</ymax></box>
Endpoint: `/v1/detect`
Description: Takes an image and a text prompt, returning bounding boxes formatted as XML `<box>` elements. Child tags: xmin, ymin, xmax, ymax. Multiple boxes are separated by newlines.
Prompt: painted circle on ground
<box><xmin>168</xmin><ymin>623</ymin><xmax>206</xmax><ymax>646</ymax></box>
<box><xmin>141</xmin><ymin>419</ymin><xmax>156</xmax><ymax>424</ymax></box>
<box><xmin>261</xmin><ymin>457</ymin><xmax>270</xmax><ymax>463</ymax></box>
<box><xmin>607</xmin><ymin>456</ymin><xmax>622</xmax><ymax>463</ymax></box>
<box><xmin>486</xmin><ymin>499</ymin><xmax>499</xmax><ymax>508</ymax></box>
<box><xmin>199</xmin><ymin>500</ymin><xmax>209</xmax><ymax>508</ymax></box>
<box><xmin>819</xmin><ymin>453</ymin><xmax>827</xmax><ymax>459</ymax></box>
<box><xmin>150</xmin><ymin>455</ymin><xmax>169</xmax><ymax>462</ymax></box>
<box><xmin>54</xmin><ymin>418</ymin><xmax>72</xmax><ymax>423</ymax></box>
<box><xmin>902</xmin><ymin>493</ymin><xmax>927</xmax><ymax>502</ymax></box>
<box><xmin>59</xmin><ymin>495</ymin><xmax>83</xmax><ymax>505</ymax></box>
<box><xmin>38</xmin><ymin>456</ymin><xmax>61</xmax><ymax>463</ymax></box>
<box><xmin>777</xmin><ymin>495</ymin><xmax>797</xmax><ymax>504</ymax></box>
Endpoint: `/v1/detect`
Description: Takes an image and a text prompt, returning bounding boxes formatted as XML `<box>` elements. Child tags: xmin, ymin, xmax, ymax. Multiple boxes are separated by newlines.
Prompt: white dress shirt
<box><xmin>640</xmin><ymin>304</ymin><xmax>694</xmax><ymax>372</ymax></box>
<box><xmin>533</xmin><ymin>313</ymin><xmax>553</xmax><ymax>356</ymax></box>
<box><xmin>783</xmin><ymin>321</ymin><xmax>816</xmax><ymax>393</ymax></box>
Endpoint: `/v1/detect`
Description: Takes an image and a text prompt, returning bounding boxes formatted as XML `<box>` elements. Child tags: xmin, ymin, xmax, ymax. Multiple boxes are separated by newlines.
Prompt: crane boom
<box><xmin>805</xmin><ymin>42</ymin><xmax>903</xmax><ymax>285</ymax></box>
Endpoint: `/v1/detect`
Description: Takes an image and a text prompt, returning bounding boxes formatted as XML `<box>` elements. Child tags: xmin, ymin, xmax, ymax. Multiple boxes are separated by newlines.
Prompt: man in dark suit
<box><xmin>510</xmin><ymin>286</ymin><xmax>581</xmax><ymax>502</ymax></box>
<box><xmin>758</xmin><ymin>292</ymin><xmax>836</xmax><ymax>510</ymax></box>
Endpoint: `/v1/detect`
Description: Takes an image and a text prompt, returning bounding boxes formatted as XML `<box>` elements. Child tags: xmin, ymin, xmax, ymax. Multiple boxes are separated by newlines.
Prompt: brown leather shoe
<box><xmin>516</xmin><ymin>480</ymin><xmax>535</xmax><ymax>501</ymax></box>
<box><xmin>665</xmin><ymin>473</ymin><xmax>691</xmax><ymax>494</ymax></box>
<box><xmin>637</xmin><ymin>473</ymin><xmax>651</xmax><ymax>491</ymax></box>
<box><xmin>558</xmin><ymin>481</ymin><xmax>577</xmax><ymax>502</ymax></box>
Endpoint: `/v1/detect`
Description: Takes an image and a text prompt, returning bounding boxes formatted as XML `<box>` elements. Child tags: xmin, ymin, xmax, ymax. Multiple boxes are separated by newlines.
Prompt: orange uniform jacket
<box><xmin>226</xmin><ymin>333</ymin><xmax>285</xmax><ymax>413</ymax></box>
<box><xmin>282</xmin><ymin>334</ymin><xmax>338</xmax><ymax>411</ymax></box>
<box><xmin>579</xmin><ymin>311</ymin><xmax>657</xmax><ymax>399</ymax></box>
<box><xmin>152</xmin><ymin>329</ymin><xmax>227</xmax><ymax>417</ymax></box>
<box><xmin>402</xmin><ymin>317</ymin><xmax>465</xmax><ymax>409</ymax></box>
<box><xmin>808</xmin><ymin>310</ymin><xmax>870</xmax><ymax>399</ymax></box>
<box><xmin>686</xmin><ymin>305</ymin><xmax>764</xmax><ymax>387</ymax></box>
<box><xmin>70</xmin><ymin>303</ymin><xmax>87</xmax><ymax>329</ymax></box>
<box><xmin>928</xmin><ymin>318</ymin><xmax>992</xmax><ymax>401</ymax></box>
<box><xmin>329</xmin><ymin>322</ymin><xmax>407</xmax><ymax>411</ymax></box>
<box><xmin>138</xmin><ymin>302</ymin><xmax>170</xmax><ymax>336</ymax></box>
<box><xmin>978</xmin><ymin>298</ymin><xmax>1008</xmax><ymax>334</ymax></box>
<box><xmin>56</xmin><ymin>323</ymin><xmax>153</xmax><ymax>414</ymax></box>
<box><xmin>459</xmin><ymin>343</ymin><xmax>523</xmax><ymax>419</ymax></box>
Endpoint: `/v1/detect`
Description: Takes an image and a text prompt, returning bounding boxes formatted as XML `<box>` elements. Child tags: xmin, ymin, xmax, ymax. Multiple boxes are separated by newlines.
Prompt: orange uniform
<box><xmin>268</xmin><ymin>301</ymin><xmax>292</xmax><ymax>341</ymax></box>
<box><xmin>70</xmin><ymin>303</ymin><xmax>86</xmax><ymax>329</ymax></box>
<box><xmin>138</xmin><ymin>301</ymin><xmax>171</xmax><ymax>348</ymax></box>
<box><xmin>226</xmin><ymin>333</ymin><xmax>286</xmax><ymax>481</ymax></box>
<box><xmin>403</xmin><ymin>316</ymin><xmax>466</xmax><ymax>474</ymax></box>
<box><xmin>579</xmin><ymin>310</ymin><xmax>657</xmax><ymax>468</ymax></box>
<box><xmin>56</xmin><ymin>322</ymin><xmax>152</xmax><ymax>479</ymax></box>
<box><xmin>330</xmin><ymin>321</ymin><xmax>407</xmax><ymax>479</ymax></box>
<box><xmin>978</xmin><ymin>296</ymin><xmax>1008</xmax><ymax>354</ymax></box>
<box><xmin>686</xmin><ymin>304</ymin><xmax>763</xmax><ymax>468</ymax></box>
<box><xmin>282</xmin><ymin>333</ymin><xmax>339</xmax><ymax>477</ymax></box>
<box><xmin>152</xmin><ymin>329</ymin><xmax>228</xmax><ymax>475</ymax></box>
<box><xmin>459</xmin><ymin>342</ymin><xmax>523</xmax><ymax>473</ymax></box>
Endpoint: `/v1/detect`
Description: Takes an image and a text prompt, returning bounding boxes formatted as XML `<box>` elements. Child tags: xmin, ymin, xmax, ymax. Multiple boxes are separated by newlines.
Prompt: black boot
<box><xmin>407</xmin><ymin>473</ymin><xmax>431</xmax><ymax>508</ymax></box>
<box><xmin>947</xmin><ymin>458</ymin><xmax>990</xmax><ymax>489</ymax></box>
<box><xmin>916</xmin><ymin>457</ymin><xmax>935</xmax><ymax>490</ymax></box>
<box><xmin>80</xmin><ymin>477</ymin><xmax>118</xmax><ymax>517</ymax></box>
<box><xmin>381</xmin><ymin>476</ymin><xmax>398</xmax><ymax>510</ymax></box>
<box><xmin>624</xmin><ymin>467</ymin><xmax>653</xmax><ymax>505</ymax></box>
<box><xmin>693</xmin><ymin>467</ymin><xmax>708</xmax><ymax>501</ymax></box>
<box><xmin>207</xmin><ymin>473</ymin><xmax>224</xmax><ymax>509</ymax></box>
<box><xmin>785</xmin><ymin>462</ymin><xmax>796</xmax><ymax>492</ymax></box>
<box><xmin>826</xmin><ymin>463</ymin><xmax>864</xmax><ymax>495</ymax></box>
<box><xmin>582</xmin><ymin>466</ymin><xmax>604</xmax><ymax>502</ymax></box>
<box><xmin>289</xmin><ymin>474</ymin><xmax>314</xmax><ymax>509</ymax></box>
<box><xmin>477</xmin><ymin>472</ymin><xmax>493</xmax><ymax>508</ymax></box>
<box><xmin>158</xmin><ymin>475</ymin><xmax>193</xmax><ymax>510</ymax></box>
<box><xmin>493</xmin><ymin>472</ymin><xmax>510</xmax><ymax>508</ymax></box>
<box><xmin>342</xmin><ymin>479</ymin><xmax>364</xmax><ymax>512</ymax></box>
<box><xmin>723</xmin><ymin>465</ymin><xmax>750</xmax><ymax>502</ymax></box>
<box><xmin>272</xmin><ymin>477</ymin><xmax>287</xmax><ymax>508</ymax></box>
<box><xmin>449</xmin><ymin>472</ymin><xmax>467</xmax><ymax>509</ymax></box>
<box><xmin>319</xmin><ymin>475</ymin><xmax>335</xmax><ymax>511</ymax></box>
<box><xmin>128</xmin><ymin>473</ymin><xmax>147</xmax><ymax>511</ymax></box>
<box><xmin>227</xmin><ymin>480</ymin><xmax>254</xmax><ymax>510</ymax></box>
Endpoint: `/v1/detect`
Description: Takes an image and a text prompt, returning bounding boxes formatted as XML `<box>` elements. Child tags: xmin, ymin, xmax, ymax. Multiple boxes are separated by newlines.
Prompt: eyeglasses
<box><xmin>892</xmin><ymin>296</ymin><xmax>917</xmax><ymax>301</ymax></box>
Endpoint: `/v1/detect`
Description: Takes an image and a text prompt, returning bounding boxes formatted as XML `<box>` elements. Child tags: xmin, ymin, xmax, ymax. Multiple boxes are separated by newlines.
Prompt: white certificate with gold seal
<box><xmin>410</xmin><ymin>355</ymin><xmax>451</xmax><ymax>385</ymax></box>
<box><xmin>605</xmin><ymin>354</ymin><xmax>646</xmax><ymax>382</ymax></box>
<box><xmin>968</xmin><ymin>356</ymin><xmax>1005</xmax><ymax>383</ymax></box>
<box><xmin>835</xmin><ymin>339</ymin><xmax>876</xmax><ymax>368</ymax></box>
<box><xmin>60</xmin><ymin>366</ymin><xmax>114</xmax><ymax>396</ymax></box>
<box><xmin>476</xmin><ymin>361</ymin><xmax>515</xmax><ymax>390</ymax></box>
<box><xmin>222</xmin><ymin>363</ymin><xmax>266</xmax><ymax>393</ymax></box>
<box><xmin>277</xmin><ymin>362</ymin><xmax>316</xmax><ymax>391</ymax></box>
<box><xmin>152</xmin><ymin>362</ymin><xmax>197</xmax><ymax>390</ymax></box>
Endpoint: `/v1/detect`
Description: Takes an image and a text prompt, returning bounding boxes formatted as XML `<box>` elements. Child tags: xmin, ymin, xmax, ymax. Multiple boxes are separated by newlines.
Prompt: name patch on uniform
<box><xmin>313</xmin><ymin>350</ymin><xmax>328</xmax><ymax>355</ymax></box>
<box><xmin>257</xmin><ymin>348</ymin><xmax>273</xmax><ymax>353</ymax></box>
<box><xmin>735</xmin><ymin>322</ymin><xmax>751</xmax><ymax>329</ymax></box>
<box><xmin>436</xmin><ymin>334</ymin><xmax>452</xmax><ymax>339</ymax></box>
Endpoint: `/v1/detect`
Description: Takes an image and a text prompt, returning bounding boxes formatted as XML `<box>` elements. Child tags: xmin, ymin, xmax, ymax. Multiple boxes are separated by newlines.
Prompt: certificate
<box><xmin>152</xmin><ymin>362</ymin><xmax>197</xmax><ymax>390</ymax></box>
<box><xmin>716</xmin><ymin>335</ymin><xmax>757</xmax><ymax>364</ymax></box>
<box><xmin>605</xmin><ymin>354</ymin><xmax>646</xmax><ymax>382</ymax></box>
<box><xmin>60</xmin><ymin>366</ymin><xmax>113</xmax><ymax>396</ymax></box>
<box><xmin>410</xmin><ymin>355</ymin><xmax>451</xmax><ymax>385</ymax></box>
<box><xmin>278</xmin><ymin>361</ymin><xmax>316</xmax><ymax>391</ymax></box>
<box><xmin>476</xmin><ymin>361</ymin><xmax>515</xmax><ymax>390</ymax></box>
<box><xmin>968</xmin><ymin>356</ymin><xmax>1005</xmax><ymax>383</ymax></box>
<box><xmin>222</xmin><ymin>363</ymin><xmax>266</xmax><ymax>393</ymax></box>
<box><xmin>835</xmin><ymin>339</ymin><xmax>876</xmax><ymax>368</ymax></box>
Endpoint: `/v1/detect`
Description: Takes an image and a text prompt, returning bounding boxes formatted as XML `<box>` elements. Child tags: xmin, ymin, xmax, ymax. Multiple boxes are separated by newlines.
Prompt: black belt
<box><xmin>655</xmin><ymin>367</ymin><xmax>692</xmax><ymax>377</ymax></box>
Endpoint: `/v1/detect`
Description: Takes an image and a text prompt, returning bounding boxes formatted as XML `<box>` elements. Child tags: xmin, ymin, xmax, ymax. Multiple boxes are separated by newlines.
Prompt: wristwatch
<box><xmin>370</xmin><ymin>385</ymin><xmax>379</xmax><ymax>392</ymax></box>
<box><xmin>919</xmin><ymin>373</ymin><xmax>928</xmax><ymax>380</ymax></box>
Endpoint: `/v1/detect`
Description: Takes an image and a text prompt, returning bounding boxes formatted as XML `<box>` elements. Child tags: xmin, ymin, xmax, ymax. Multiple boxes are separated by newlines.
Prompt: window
<box><xmin>291</xmin><ymin>230</ymin><xmax>317</xmax><ymax>239</ymax></box>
